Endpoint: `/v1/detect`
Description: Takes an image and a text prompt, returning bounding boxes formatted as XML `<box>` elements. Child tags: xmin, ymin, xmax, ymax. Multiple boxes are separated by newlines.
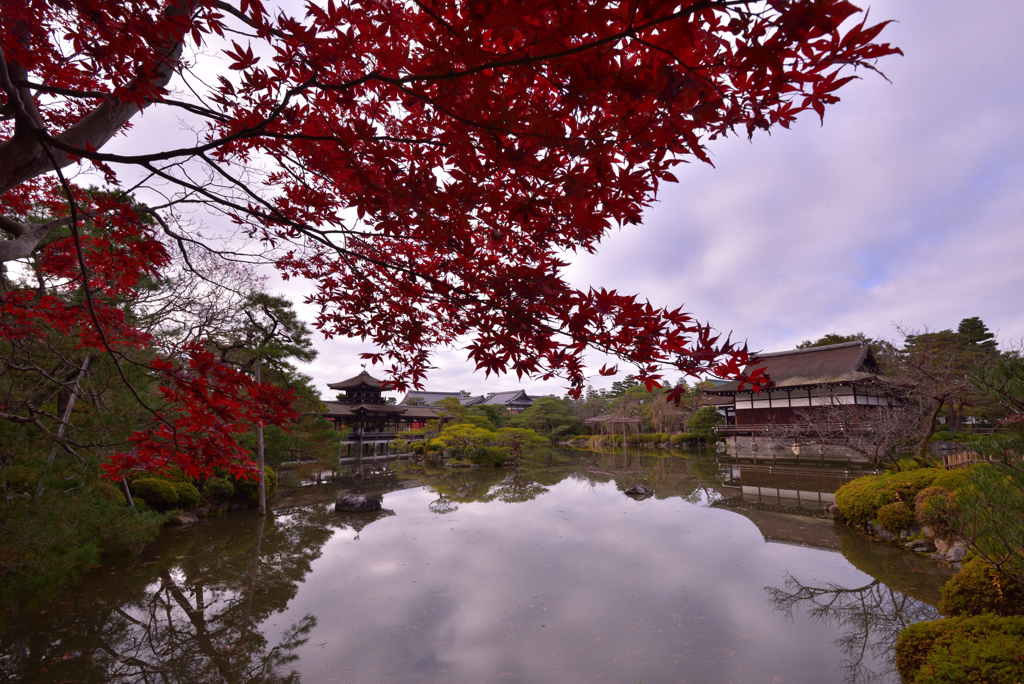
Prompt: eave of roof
<box><xmin>326</xmin><ymin>371</ymin><xmax>386</xmax><ymax>390</ymax></box>
<box><xmin>705</xmin><ymin>341</ymin><xmax>882</xmax><ymax>394</ymax></box>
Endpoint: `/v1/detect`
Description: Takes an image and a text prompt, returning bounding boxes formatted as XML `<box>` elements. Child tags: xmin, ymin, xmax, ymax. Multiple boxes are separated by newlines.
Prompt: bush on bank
<box><xmin>834</xmin><ymin>467</ymin><xmax>963</xmax><ymax>527</ymax></box>
<box><xmin>895</xmin><ymin>614</ymin><xmax>1024</xmax><ymax>684</ymax></box>
<box><xmin>939</xmin><ymin>557</ymin><xmax>1024</xmax><ymax>618</ymax></box>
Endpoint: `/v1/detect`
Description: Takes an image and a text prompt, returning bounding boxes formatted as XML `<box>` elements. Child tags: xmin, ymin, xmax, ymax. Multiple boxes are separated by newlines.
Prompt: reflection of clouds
<box><xmin>269</xmin><ymin>479</ymin><xmax>913</xmax><ymax>684</ymax></box>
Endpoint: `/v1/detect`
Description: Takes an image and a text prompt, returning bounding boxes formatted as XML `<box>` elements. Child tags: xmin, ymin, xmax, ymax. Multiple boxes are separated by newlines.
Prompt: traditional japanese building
<box><xmin>705</xmin><ymin>340</ymin><xmax>899</xmax><ymax>430</ymax></box>
<box><xmin>400</xmin><ymin>388</ymin><xmax>536</xmax><ymax>415</ymax></box>
<box><xmin>323</xmin><ymin>371</ymin><xmax>439</xmax><ymax>434</ymax></box>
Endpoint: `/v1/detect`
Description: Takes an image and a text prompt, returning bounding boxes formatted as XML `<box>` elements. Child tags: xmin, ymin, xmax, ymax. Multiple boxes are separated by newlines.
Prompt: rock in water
<box><xmin>336</xmin><ymin>494</ymin><xmax>383</xmax><ymax>512</ymax></box>
<box><xmin>170</xmin><ymin>512</ymin><xmax>199</xmax><ymax>526</ymax></box>
<box><xmin>625</xmin><ymin>485</ymin><xmax>654</xmax><ymax>499</ymax></box>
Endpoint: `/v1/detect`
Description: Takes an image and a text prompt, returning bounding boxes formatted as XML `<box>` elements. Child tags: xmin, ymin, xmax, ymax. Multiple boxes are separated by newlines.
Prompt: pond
<box><xmin>0</xmin><ymin>450</ymin><xmax>953</xmax><ymax>684</ymax></box>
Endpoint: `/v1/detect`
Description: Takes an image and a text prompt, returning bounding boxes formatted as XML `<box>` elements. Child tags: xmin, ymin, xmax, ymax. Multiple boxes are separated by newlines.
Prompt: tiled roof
<box><xmin>327</xmin><ymin>371</ymin><xmax>386</xmax><ymax>390</ymax></box>
<box><xmin>708</xmin><ymin>341</ymin><xmax>881</xmax><ymax>393</ymax></box>
<box><xmin>481</xmin><ymin>390</ymin><xmax>533</xmax><ymax>406</ymax></box>
<box><xmin>400</xmin><ymin>391</ymin><xmax>484</xmax><ymax>406</ymax></box>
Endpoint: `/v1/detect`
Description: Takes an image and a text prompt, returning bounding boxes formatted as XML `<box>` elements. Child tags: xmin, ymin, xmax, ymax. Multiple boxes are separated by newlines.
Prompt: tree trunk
<box><xmin>35</xmin><ymin>355</ymin><xmax>91</xmax><ymax>499</ymax></box>
<box><xmin>916</xmin><ymin>397</ymin><xmax>945</xmax><ymax>462</ymax></box>
<box><xmin>255</xmin><ymin>357</ymin><xmax>267</xmax><ymax>517</ymax></box>
<box><xmin>121</xmin><ymin>477</ymin><xmax>135</xmax><ymax>509</ymax></box>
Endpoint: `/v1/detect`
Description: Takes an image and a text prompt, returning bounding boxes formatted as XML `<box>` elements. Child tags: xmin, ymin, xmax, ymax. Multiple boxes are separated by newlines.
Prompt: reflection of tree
<box><xmin>765</xmin><ymin>573</ymin><xmax>939</xmax><ymax>684</ymax></box>
<box><xmin>427</xmin><ymin>467</ymin><xmax>508</xmax><ymax>503</ymax></box>
<box><xmin>482</xmin><ymin>469</ymin><xmax>549</xmax><ymax>504</ymax></box>
<box><xmin>428</xmin><ymin>495</ymin><xmax>459</xmax><ymax>514</ymax></box>
<box><xmin>427</xmin><ymin>468</ymin><xmax>549</xmax><ymax>505</ymax></box>
<box><xmin>3</xmin><ymin>505</ymin><xmax>337</xmax><ymax>683</ymax></box>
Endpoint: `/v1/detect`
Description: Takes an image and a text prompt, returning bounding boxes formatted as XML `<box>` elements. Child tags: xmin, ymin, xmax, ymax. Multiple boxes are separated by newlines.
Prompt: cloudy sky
<box><xmin>294</xmin><ymin>0</ymin><xmax>1024</xmax><ymax>400</ymax></box>
<box><xmin>76</xmin><ymin>1</ymin><xmax>1024</xmax><ymax>401</ymax></box>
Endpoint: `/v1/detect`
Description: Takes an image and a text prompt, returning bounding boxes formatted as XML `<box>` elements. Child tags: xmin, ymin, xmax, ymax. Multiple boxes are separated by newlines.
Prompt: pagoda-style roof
<box><xmin>323</xmin><ymin>402</ymin><xmax>441</xmax><ymax>419</ymax></box>
<box><xmin>323</xmin><ymin>402</ymin><xmax>407</xmax><ymax>416</ymax></box>
<box><xmin>707</xmin><ymin>341</ymin><xmax>882</xmax><ymax>393</ymax></box>
<box><xmin>327</xmin><ymin>371</ymin><xmax>386</xmax><ymax>391</ymax></box>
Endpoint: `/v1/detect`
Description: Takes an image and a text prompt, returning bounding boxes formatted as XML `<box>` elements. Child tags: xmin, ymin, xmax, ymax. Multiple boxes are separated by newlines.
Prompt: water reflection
<box><xmin>766</xmin><ymin>574</ymin><xmax>939</xmax><ymax>684</ymax></box>
<box><xmin>0</xmin><ymin>503</ymin><xmax>339</xmax><ymax>683</ymax></box>
<box><xmin>1</xmin><ymin>450</ymin><xmax>950</xmax><ymax>684</ymax></box>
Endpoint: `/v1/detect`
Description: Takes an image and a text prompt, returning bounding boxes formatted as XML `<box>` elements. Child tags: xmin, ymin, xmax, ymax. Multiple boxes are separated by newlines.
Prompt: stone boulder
<box><xmin>945</xmin><ymin>542</ymin><xmax>968</xmax><ymax>563</ymax></box>
<box><xmin>625</xmin><ymin>485</ymin><xmax>654</xmax><ymax>499</ymax></box>
<box><xmin>170</xmin><ymin>512</ymin><xmax>199</xmax><ymax>526</ymax></box>
<box><xmin>336</xmin><ymin>494</ymin><xmax>383</xmax><ymax>512</ymax></box>
<box><xmin>905</xmin><ymin>539</ymin><xmax>935</xmax><ymax>553</ymax></box>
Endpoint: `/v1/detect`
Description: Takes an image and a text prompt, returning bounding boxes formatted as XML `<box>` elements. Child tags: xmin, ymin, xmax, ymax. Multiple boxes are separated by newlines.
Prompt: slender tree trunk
<box><xmin>917</xmin><ymin>397</ymin><xmax>945</xmax><ymax>461</ymax></box>
<box><xmin>255</xmin><ymin>357</ymin><xmax>267</xmax><ymax>517</ymax></box>
<box><xmin>35</xmin><ymin>355</ymin><xmax>91</xmax><ymax>499</ymax></box>
<box><xmin>121</xmin><ymin>477</ymin><xmax>135</xmax><ymax>509</ymax></box>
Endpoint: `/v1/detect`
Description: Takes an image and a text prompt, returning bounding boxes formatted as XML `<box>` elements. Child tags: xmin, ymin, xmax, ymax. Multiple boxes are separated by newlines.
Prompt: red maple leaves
<box><xmin>1</xmin><ymin>0</ymin><xmax>901</xmax><ymax>476</ymax></box>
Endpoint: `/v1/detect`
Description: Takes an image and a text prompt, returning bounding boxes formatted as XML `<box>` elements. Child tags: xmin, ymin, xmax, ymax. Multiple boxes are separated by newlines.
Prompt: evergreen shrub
<box><xmin>940</xmin><ymin>557</ymin><xmax>1024</xmax><ymax>617</ymax></box>
<box><xmin>203</xmin><ymin>477</ymin><xmax>235</xmax><ymax>502</ymax></box>
<box><xmin>931</xmin><ymin>430</ymin><xmax>955</xmax><ymax>442</ymax></box>
<box><xmin>914</xmin><ymin>486</ymin><xmax>955</xmax><ymax>526</ymax></box>
<box><xmin>131</xmin><ymin>478</ymin><xmax>178</xmax><ymax>511</ymax></box>
<box><xmin>470</xmin><ymin>446</ymin><xmax>507</xmax><ymax>466</ymax></box>
<box><xmin>834</xmin><ymin>475</ymin><xmax>886</xmax><ymax>526</ymax></box>
<box><xmin>173</xmin><ymin>482</ymin><xmax>201</xmax><ymax>510</ymax></box>
<box><xmin>411</xmin><ymin>443</ymin><xmax>425</xmax><ymax>455</ymax></box>
<box><xmin>895</xmin><ymin>614</ymin><xmax>1024</xmax><ymax>684</ymax></box>
<box><xmin>233</xmin><ymin>466</ymin><xmax>278</xmax><ymax>505</ymax></box>
<box><xmin>877</xmin><ymin>501</ymin><xmax>916</xmax><ymax>533</ymax></box>
<box><xmin>835</xmin><ymin>470</ymin><xmax>944</xmax><ymax>526</ymax></box>
<box><xmin>931</xmin><ymin>468</ymin><xmax>971</xmax><ymax>491</ymax></box>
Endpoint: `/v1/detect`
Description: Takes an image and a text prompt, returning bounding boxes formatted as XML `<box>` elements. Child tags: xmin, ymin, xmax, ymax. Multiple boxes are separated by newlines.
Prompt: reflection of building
<box><xmin>714</xmin><ymin>464</ymin><xmax>871</xmax><ymax>550</ymax></box>
<box><xmin>323</xmin><ymin>371</ymin><xmax>439</xmax><ymax>433</ymax></box>
<box><xmin>401</xmin><ymin>388</ymin><xmax>536</xmax><ymax>415</ymax></box>
<box><xmin>706</xmin><ymin>341</ymin><xmax>899</xmax><ymax>432</ymax></box>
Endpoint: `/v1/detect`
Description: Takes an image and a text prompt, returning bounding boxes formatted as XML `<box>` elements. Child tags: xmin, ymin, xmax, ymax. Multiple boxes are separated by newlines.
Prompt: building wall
<box><xmin>735</xmin><ymin>407</ymin><xmax>796</xmax><ymax>425</ymax></box>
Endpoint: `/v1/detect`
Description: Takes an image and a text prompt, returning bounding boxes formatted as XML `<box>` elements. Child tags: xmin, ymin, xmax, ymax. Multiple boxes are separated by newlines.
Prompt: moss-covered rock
<box><xmin>940</xmin><ymin>557</ymin><xmax>1024</xmax><ymax>617</ymax></box>
<box><xmin>878</xmin><ymin>501</ymin><xmax>916</xmax><ymax>533</ymax></box>
<box><xmin>130</xmin><ymin>478</ymin><xmax>178</xmax><ymax>511</ymax></box>
<box><xmin>895</xmin><ymin>614</ymin><xmax>1024</xmax><ymax>684</ymax></box>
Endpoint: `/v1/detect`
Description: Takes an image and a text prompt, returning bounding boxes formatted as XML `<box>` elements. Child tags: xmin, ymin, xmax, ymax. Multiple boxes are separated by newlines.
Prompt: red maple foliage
<box><xmin>0</xmin><ymin>0</ymin><xmax>899</xmax><ymax>478</ymax></box>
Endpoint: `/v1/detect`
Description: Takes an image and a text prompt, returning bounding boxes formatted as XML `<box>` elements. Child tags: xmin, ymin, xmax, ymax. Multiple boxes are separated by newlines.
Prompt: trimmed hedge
<box><xmin>914</xmin><ymin>486</ymin><xmax>955</xmax><ymax>527</ymax></box>
<box><xmin>835</xmin><ymin>468</ymin><xmax>946</xmax><ymax>527</ymax></box>
<box><xmin>131</xmin><ymin>478</ymin><xmax>178</xmax><ymax>512</ymax></box>
<box><xmin>469</xmin><ymin>446</ymin><xmax>508</xmax><ymax>466</ymax></box>
<box><xmin>671</xmin><ymin>433</ymin><xmax>696</xmax><ymax>446</ymax></box>
<box><xmin>895</xmin><ymin>614</ymin><xmax>1024</xmax><ymax>684</ymax></box>
<box><xmin>940</xmin><ymin>557</ymin><xmax>1024</xmax><ymax>618</ymax></box>
<box><xmin>173</xmin><ymin>482</ymin><xmax>201</xmax><ymax>511</ymax></box>
<box><xmin>931</xmin><ymin>469</ymin><xmax>970</xmax><ymax>491</ymax></box>
<box><xmin>203</xmin><ymin>477</ymin><xmax>235</xmax><ymax>502</ymax></box>
<box><xmin>878</xmin><ymin>501</ymin><xmax>916</xmax><ymax>533</ymax></box>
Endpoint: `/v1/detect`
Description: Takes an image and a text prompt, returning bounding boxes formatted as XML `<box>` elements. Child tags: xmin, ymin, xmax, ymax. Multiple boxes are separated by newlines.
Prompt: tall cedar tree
<box><xmin>0</xmin><ymin>0</ymin><xmax>900</xmax><ymax>479</ymax></box>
